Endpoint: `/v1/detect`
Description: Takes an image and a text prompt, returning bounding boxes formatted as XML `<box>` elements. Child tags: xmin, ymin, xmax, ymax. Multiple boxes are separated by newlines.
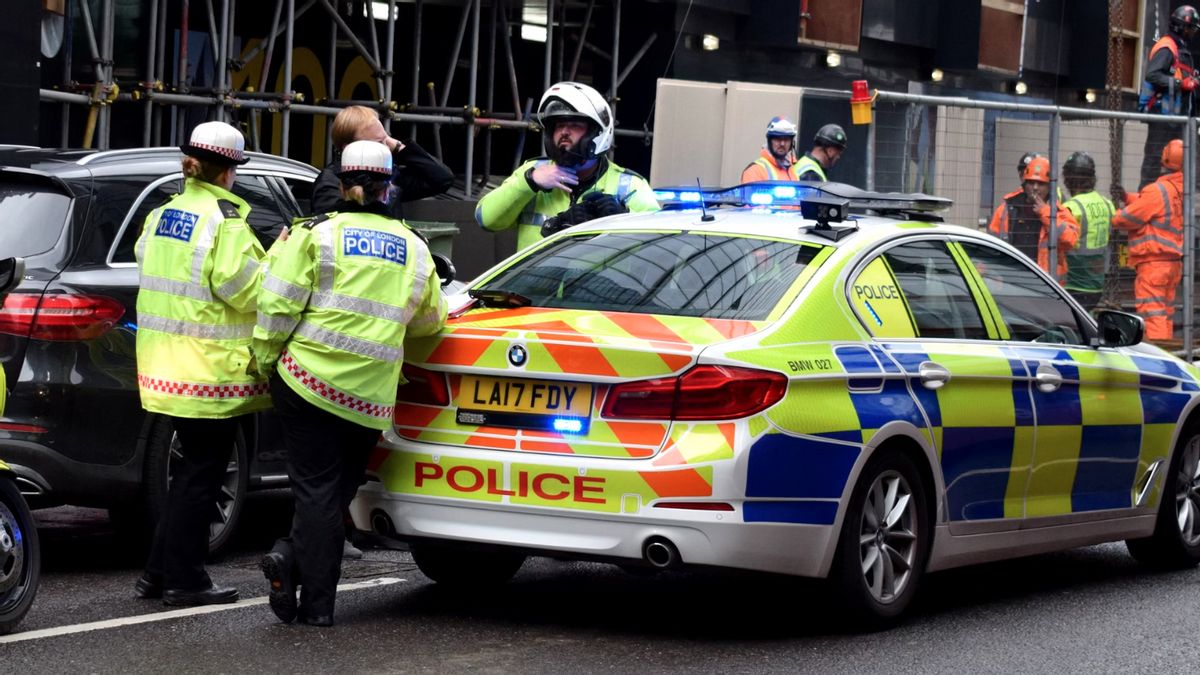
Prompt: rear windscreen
<box><xmin>478</xmin><ymin>231</ymin><xmax>821</xmax><ymax>320</ymax></box>
<box><xmin>0</xmin><ymin>181</ymin><xmax>70</xmax><ymax>258</ymax></box>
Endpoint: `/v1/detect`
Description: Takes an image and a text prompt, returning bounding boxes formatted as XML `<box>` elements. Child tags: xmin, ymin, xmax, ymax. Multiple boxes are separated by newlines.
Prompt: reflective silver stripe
<box><xmin>191</xmin><ymin>213</ymin><xmax>222</xmax><ymax>286</ymax></box>
<box><xmin>317</xmin><ymin>221</ymin><xmax>336</xmax><ymax>292</ymax></box>
<box><xmin>135</xmin><ymin>207</ymin><xmax>162</xmax><ymax>263</ymax></box>
<box><xmin>1156</xmin><ymin>183</ymin><xmax>1174</xmax><ymax>235</ymax></box>
<box><xmin>256</xmin><ymin>313</ymin><xmax>299</xmax><ymax>335</ymax></box>
<box><xmin>1139</xmin><ymin>308</ymin><xmax>1170</xmax><ymax>317</ymax></box>
<box><xmin>615</xmin><ymin>172</ymin><xmax>633</xmax><ymax>201</ymax></box>
<box><xmin>1138</xmin><ymin>295</ymin><xmax>1172</xmax><ymax>303</ymax></box>
<box><xmin>1129</xmin><ymin>233</ymin><xmax>1184</xmax><ymax>254</ymax></box>
<box><xmin>139</xmin><ymin>274</ymin><xmax>213</xmax><ymax>301</ymax></box>
<box><xmin>263</xmin><ymin>273</ymin><xmax>311</xmax><ymax>303</ymax></box>
<box><xmin>215</xmin><ymin>257</ymin><xmax>261</xmax><ymax>302</ymax></box>
<box><xmin>310</xmin><ymin>291</ymin><xmax>406</xmax><ymax>323</ymax></box>
<box><xmin>401</xmin><ymin>252</ymin><xmax>432</xmax><ymax>324</ymax></box>
<box><xmin>1117</xmin><ymin>209</ymin><xmax>1147</xmax><ymax>227</ymax></box>
<box><xmin>294</xmin><ymin>320</ymin><xmax>403</xmax><ymax>362</ymax></box>
<box><xmin>140</xmin><ymin>313</ymin><xmax>254</xmax><ymax>339</ymax></box>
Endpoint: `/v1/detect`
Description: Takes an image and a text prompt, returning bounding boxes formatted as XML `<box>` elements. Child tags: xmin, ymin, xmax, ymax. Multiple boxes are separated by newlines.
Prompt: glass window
<box><xmin>279</xmin><ymin>176</ymin><xmax>313</xmax><ymax>217</ymax></box>
<box><xmin>110</xmin><ymin>177</ymin><xmax>180</xmax><ymax>263</ymax></box>
<box><xmin>959</xmin><ymin>241</ymin><xmax>1087</xmax><ymax>345</ymax></box>
<box><xmin>477</xmin><ymin>232</ymin><xmax>821</xmax><ymax>320</ymax></box>
<box><xmin>233</xmin><ymin>175</ymin><xmax>290</xmax><ymax>250</ymax></box>
<box><xmin>881</xmin><ymin>240</ymin><xmax>987</xmax><ymax>340</ymax></box>
<box><xmin>0</xmin><ymin>179</ymin><xmax>72</xmax><ymax>258</ymax></box>
<box><xmin>849</xmin><ymin>256</ymin><xmax>916</xmax><ymax>338</ymax></box>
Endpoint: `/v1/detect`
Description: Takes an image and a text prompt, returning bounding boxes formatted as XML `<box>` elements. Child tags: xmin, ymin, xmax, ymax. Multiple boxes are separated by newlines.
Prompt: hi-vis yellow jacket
<box><xmin>135</xmin><ymin>178</ymin><xmax>271</xmax><ymax>418</ymax></box>
<box><xmin>252</xmin><ymin>203</ymin><xmax>448</xmax><ymax>430</ymax></box>
<box><xmin>475</xmin><ymin>158</ymin><xmax>659</xmax><ymax>251</ymax></box>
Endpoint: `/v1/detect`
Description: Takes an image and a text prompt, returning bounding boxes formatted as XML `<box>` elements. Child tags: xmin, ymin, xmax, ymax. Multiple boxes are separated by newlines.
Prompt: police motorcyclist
<box><xmin>795</xmin><ymin>124</ymin><xmax>848</xmax><ymax>182</ymax></box>
<box><xmin>254</xmin><ymin>140</ymin><xmax>447</xmax><ymax>627</ymax></box>
<box><xmin>475</xmin><ymin>81</ymin><xmax>659</xmax><ymax>251</ymax></box>
<box><xmin>133</xmin><ymin>121</ymin><xmax>271</xmax><ymax>606</ymax></box>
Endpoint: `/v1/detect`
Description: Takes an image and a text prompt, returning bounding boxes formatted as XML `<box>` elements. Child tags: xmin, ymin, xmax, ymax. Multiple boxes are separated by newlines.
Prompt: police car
<box><xmin>353</xmin><ymin>181</ymin><xmax>1200</xmax><ymax>626</ymax></box>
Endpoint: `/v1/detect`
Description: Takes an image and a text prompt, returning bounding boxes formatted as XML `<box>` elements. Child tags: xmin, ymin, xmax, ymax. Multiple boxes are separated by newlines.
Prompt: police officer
<box><xmin>254</xmin><ymin>140</ymin><xmax>447</xmax><ymax>627</ymax></box>
<box><xmin>133</xmin><ymin>121</ymin><xmax>270</xmax><ymax>606</ymax></box>
<box><xmin>741</xmin><ymin>116</ymin><xmax>799</xmax><ymax>182</ymax></box>
<box><xmin>475</xmin><ymin>81</ymin><xmax>659</xmax><ymax>251</ymax></box>
<box><xmin>795</xmin><ymin>124</ymin><xmax>848</xmax><ymax>182</ymax></box>
<box><xmin>1061</xmin><ymin>151</ymin><xmax>1116</xmax><ymax>310</ymax></box>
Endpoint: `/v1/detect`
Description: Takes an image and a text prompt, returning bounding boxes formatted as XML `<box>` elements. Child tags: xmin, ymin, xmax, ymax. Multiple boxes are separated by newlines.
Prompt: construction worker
<box><xmin>741</xmin><ymin>116</ymin><xmax>799</xmax><ymax>182</ymax></box>
<box><xmin>1061</xmin><ymin>151</ymin><xmax>1116</xmax><ymax>310</ymax></box>
<box><xmin>794</xmin><ymin>124</ymin><xmax>848</xmax><ymax>182</ymax></box>
<box><xmin>310</xmin><ymin>105</ymin><xmax>453</xmax><ymax>220</ymax></box>
<box><xmin>1112</xmin><ymin>139</ymin><xmax>1185</xmax><ymax>342</ymax></box>
<box><xmin>133</xmin><ymin>121</ymin><xmax>270</xmax><ymax>607</ymax></box>
<box><xmin>1138</xmin><ymin>5</ymin><xmax>1198</xmax><ymax>188</ymax></box>
<box><xmin>476</xmin><ymin>81</ymin><xmax>659</xmax><ymax>251</ymax></box>
<box><xmin>254</xmin><ymin>140</ymin><xmax>446</xmax><ymax>627</ymax></box>
<box><xmin>986</xmin><ymin>156</ymin><xmax>1080</xmax><ymax>284</ymax></box>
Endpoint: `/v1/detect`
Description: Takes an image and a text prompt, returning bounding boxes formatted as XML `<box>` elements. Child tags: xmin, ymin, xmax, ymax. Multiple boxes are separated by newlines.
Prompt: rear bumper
<box><xmin>0</xmin><ymin>439</ymin><xmax>142</xmax><ymax>507</ymax></box>
<box><xmin>351</xmin><ymin>482</ymin><xmax>837</xmax><ymax>578</ymax></box>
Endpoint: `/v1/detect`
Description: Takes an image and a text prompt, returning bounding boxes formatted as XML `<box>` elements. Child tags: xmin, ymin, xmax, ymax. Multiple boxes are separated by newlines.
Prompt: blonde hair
<box><xmin>332</xmin><ymin>106</ymin><xmax>380</xmax><ymax>151</ymax></box>
<box><xmin>181</xmin><ymin>156</ymin><xmax>229</xmax><ymax>184</ymax></box>
<box><xmin>339</xmin><ymin>180</ymin><xmax>389</xmax><ymax>205</ymax></box>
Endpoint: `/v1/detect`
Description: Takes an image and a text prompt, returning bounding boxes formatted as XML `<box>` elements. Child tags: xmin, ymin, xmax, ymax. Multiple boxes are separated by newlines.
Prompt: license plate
<box><xmin>457</xmin><ymin>375</ymin><xmax>593</xmax><ymax>433</ymax></box>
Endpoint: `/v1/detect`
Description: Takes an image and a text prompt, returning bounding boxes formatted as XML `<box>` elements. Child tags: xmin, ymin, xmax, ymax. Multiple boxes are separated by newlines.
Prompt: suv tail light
<box><xmin>395</xmin><ymin>363</ymin><xmax>450</xmax><ymax>406</ymax></box>
<box><xmin>0</xmin><ymin>293</ymin><xmax>125</xmax><ymax>341</ymax></box>
<box><xmin>602</xmin><ymin>365</ymin><xmax>787</xmax><ymax>421</ymax></box>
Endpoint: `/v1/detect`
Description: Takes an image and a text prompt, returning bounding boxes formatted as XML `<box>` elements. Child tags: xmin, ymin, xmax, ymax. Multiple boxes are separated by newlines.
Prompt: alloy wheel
<box><xmin>166</xmin><ymin>432</ymin><xmax>242</xmax><ymax>542</ymax></box>
<box><xmin>0</xmin><ymin>499</ymin><xmax>25</xmax><ymax>596</ymax></box>
<box><xmin>1176</xmin><ymin>436</ymin><xmax>1200</xmax><ymax>548</ymax></box>
<box><xmin>858</xmin><ymin>469</ymin><xmax>918</xmax><ymax>604</ymax></box>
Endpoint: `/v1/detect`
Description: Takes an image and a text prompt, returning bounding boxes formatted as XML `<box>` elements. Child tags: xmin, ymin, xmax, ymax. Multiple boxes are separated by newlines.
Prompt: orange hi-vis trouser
<box><xmin>1134</xmin><ymin>259</ymin><xmax>1183</xmax><ymax>341</ymax></box>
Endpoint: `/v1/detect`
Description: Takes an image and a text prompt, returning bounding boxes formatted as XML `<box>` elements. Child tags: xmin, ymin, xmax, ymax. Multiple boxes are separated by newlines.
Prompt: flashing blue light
<box><xmin>654</xmin><ymin>190</ymin><xmax>677</xmax><ymax>201</ymax></box>
<box><xmin>749</xmin><ymin>191</ymin><xmax>774</xmax><ymax>205</ymax></box>
<box><xmin>773</xmin><ymin>185</ymin><xmax>797</xmax><ymax>198</ymax></box>
<box><xmin>552</xmin><ymin>418</ymin><xmax>585</xmax><ymax>433</ymax></box>
<box><xmin>679</xmin><ymin>191</ymin><xmax>702</xmax><ymax>202</ymax></box>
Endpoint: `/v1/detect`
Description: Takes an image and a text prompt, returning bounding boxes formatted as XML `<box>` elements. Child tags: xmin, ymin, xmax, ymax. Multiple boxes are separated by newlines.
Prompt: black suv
<box><xmin>0</xmin><ymin>146</ymin><xmax>317</xmax><ymax>552</ymax></box>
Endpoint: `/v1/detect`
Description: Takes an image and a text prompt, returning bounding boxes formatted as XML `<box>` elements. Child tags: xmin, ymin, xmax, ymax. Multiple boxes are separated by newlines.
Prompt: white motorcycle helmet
<box><xmin>537</xmin><ymin>81</ymin><xmax>614</xmax><ymax>167</ymax></box>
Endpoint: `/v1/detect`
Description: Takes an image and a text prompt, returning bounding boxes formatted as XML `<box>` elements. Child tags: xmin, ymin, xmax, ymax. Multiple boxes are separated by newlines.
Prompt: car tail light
<box><xmin>602</xmin><ymin>365</ymin><xmax>787</xmax><ymax>421</ymax></box>
<box><xmin>396</xmin><ymin>363</ymin><xmax>450</xmax><ymax>406</ymax></box>
<box><xmin>0</xmin><ymin>293</ymin><xmax>125</xmax><ymax>341</ymax></box>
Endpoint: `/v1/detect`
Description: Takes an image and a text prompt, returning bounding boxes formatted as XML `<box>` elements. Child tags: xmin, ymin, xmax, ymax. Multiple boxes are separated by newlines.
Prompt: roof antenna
<box><xmin>697</xmin><ymin>178</ymin><xmax>715</xmax><ymax>222</ymax></box>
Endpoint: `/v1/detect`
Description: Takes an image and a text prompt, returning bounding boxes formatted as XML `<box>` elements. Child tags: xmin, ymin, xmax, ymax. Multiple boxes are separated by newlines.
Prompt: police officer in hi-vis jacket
<box><xmin>254</xmin><ymin>140</ymin><xmax>447</xmax><ymax>627</ymax></box>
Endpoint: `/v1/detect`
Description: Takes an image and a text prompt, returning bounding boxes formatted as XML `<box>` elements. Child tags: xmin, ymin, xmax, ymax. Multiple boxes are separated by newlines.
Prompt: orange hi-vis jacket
<box><xmin>1112</xmin><ymin>171</ymin><xmax>1185</xmax><ymax>266</ymax></box>
<box><xmin>987</xmin><ymin>192</ymin><xmax>1080</xmax><ymax>284</ymax></box>
<box><xmin>741</xmin><ymin>149</ymin><xmax>799</xmax><ymax>182</ymax></box>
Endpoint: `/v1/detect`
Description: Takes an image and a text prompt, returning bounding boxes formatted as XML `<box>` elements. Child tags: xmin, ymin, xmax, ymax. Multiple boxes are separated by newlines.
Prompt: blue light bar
<box><xmin>552</xmin><ymin>418</ymin><xmax>585</xmax><ymax>433</ymax></box>
<box><xmin>652</xmin><ymin>180</ymin><xmax>953</xmax><ymax>215</ymax></box>
<box><xmin>749</xmin><ymin>191</ymin><xmax>774</xmax><ymax>205</ymax></box>
<box><xmin>679</xmin><ymin>191</ymin><xmax>702</xmax><ymax>202</ymax></box>
<box><xmin>654</xmin><ymin>190</ymin><xmax>677</xmax><ymax>201</ymax></box>
<box><xmin>773</xmin><ymin>185</ymin><xmax>797</xmax><ymax>198</ymax></box>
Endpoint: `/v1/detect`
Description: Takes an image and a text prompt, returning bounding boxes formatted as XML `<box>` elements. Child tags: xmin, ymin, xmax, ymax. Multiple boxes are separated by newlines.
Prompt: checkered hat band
<box><xmin>339</xmin><ymin>164</ymin><xmax>391</xmax><ymax>174</ymax></box>
<box><xmin>280</xmin><ymin>352</ymin><xmax>394</xmax><ymax>419</ymax></box>
<box><xmin>138</xmin><ymin>374</ymin><xmax>269</xmax><ymax>399</ymax></box>
<box><xmin>189</xmin><ymin>141</ymin><xmax>245</xmax><ymax>161</ymax></box>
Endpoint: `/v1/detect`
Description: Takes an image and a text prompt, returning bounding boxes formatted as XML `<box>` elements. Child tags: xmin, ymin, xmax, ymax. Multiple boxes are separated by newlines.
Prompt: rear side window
<box><xmin>0</xmin><ymin>180</ymin><xmax>71</xmax><ymax>257</ymax></box>
<box><xmin>110</xmin><ymin>177</ymin><xmax>179</xmax><ymax>264</ymax></box>
<box><xmin>477</xmin><ymin>232</ymin><xmax>820</xmax><ymax>320</ymax></box>
<box><xmin>881</xmin><ymin>240</ymin><xmax>987</xmax><ymax>340</ymax></box>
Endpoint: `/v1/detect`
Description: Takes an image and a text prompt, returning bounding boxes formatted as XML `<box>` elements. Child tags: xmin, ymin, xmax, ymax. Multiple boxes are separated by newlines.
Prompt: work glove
<box><xmin>1183</xmin><ymin>77</ymin><xmax>1199</xmax><ymax>93</ymax></box>
<box><xmin>541</xmin><ymin>200</ymin><xmax>594</xmax><ymax>237</ymax></box>
<box><xmin>580</xmin><ymin>191</ymin><xmax>630</xmax><ymax>219</ymax></box>
<box><xmin>1110</xmin><ymin>185</ymin><xmax>1127</xmax><ymax>207</ymax></box>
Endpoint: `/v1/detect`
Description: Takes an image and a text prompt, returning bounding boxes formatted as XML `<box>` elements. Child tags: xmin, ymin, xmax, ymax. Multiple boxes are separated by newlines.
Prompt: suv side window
<box><xmin>110</xmin><ymin>176</ymin><xmax>180</xmax><ymax>264</ymax></box>
<box><xmin>959</xmin><ymin>241</ymin><xmax>1087</xmax><ymax>345</ymax></box>
<box><xmin>279</xmin><ymin>176</ymin><xmax>313</xmax><ymax>217</ymax></box>
<box><xmin>233</xmin><ymin>175</ymin><xmax>291</xmax><ymax>250</ymax></box>
<box><xmin>880</xmin><ymin>239</ymin><xmax>988</xmax><ymax>340</ymax></box>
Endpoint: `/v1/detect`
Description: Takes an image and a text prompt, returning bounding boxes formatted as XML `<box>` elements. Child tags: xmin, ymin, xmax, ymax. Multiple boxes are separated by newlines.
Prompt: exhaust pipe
<box><xmin>643</xmin><ymin>536</ymin><xmax>680</xmax><ymax>569</ymax></box>
<box><xmin>370</xmin><ymin>510</ymin><xmax>395</xmax><ymax>537</ymax></box>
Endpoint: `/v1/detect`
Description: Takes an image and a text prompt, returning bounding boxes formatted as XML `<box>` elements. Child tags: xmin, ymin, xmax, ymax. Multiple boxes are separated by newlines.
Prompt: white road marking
<box><xmin>0</xmin><ymin>576</ymin><xmax>405</xmax><ymax>645</ymax></box>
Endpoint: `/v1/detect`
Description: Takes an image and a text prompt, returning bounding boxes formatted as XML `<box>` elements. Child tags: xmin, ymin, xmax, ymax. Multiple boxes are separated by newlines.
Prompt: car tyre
<box><xmin>411</xmin><ymin>543</ymin><xmax>525</xmax><ymax>587</ymax></box>
<box><xmin>1126</xmin><ymin>425</ymin><xmax>1200</xmax><ymax>569</ymax></box>
<box><xmin>830</xmin><ymin>450</ymin><xmax>930</xmax><ymax>630</ymax></box>
<box><xmin>112</xmin><ymin>416</ymin><xmax>249</xmax><ymax>556</ymax></box>
<box><xmin>0</xmin><ymin>476</ymin><xmax>40</xmax><ymax>635</ymax></box>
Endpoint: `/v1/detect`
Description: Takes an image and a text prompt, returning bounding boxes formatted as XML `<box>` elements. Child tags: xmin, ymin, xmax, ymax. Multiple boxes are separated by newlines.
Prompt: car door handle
<box><xmin>1035</xmin><ymin>364</ymin><xmax>1062</xmax><ymax>393</ymax></box>
<box><xmin>918</xmin><ymin>361</ymin><xmax>951</xmax><ymax>390</ymax></box>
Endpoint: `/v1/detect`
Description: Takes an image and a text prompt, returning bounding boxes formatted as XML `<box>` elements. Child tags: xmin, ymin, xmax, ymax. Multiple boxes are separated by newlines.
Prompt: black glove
<box><xmin>541</xmin><ymin>200</ymin><xmax>595</xmax><ymax>237</ymax></box>
<box><xmin>581</xmin><ymin>191</ymin><xmax>629</xmax><ymax>218</ymax></box>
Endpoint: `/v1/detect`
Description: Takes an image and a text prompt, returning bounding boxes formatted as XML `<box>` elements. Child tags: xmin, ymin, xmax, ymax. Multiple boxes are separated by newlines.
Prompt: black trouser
<box><xmin>271</xmin><ymin>374</ymin><xmax>379</xmax><ymax>618</ymax></box>
<box><xmin>145</xmin><ymin>415</ymin><xmax>240</xmax><ymax>591</ymax></box>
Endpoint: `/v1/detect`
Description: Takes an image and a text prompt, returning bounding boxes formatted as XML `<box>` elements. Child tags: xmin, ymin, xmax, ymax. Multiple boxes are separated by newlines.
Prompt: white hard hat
<box><xmin>181</xmin><ymin>121</ymin><xmax>248</xmax><ymax>165</ymax></box>
<box><xmin>765</xmin><ymin>116</ymin><xmax>798</xmax><ymax>139</ymax></box>
<box><xmin>537</xmin><ymin>81</ymin><xmax>614</xmax><ymax>163</ymax></box>
<box><xmin>337</xmin><ymin>140</ymin><xmax>393</xmax><ymax>177</ymax></box>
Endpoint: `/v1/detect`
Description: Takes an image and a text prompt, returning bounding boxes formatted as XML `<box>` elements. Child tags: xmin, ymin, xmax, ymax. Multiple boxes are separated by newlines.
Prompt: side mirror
<box><xmin>1094</xmin><ymin>310</ymin><xmax>1143</xmax><ymax>348</ymax></box>
<box><xmin>432</xmin><ymin>253</ymin><xmax>456</xmax><ymax>288</ymax></box>
<box><xmin>0</xmin><ymin>258</ymin><xmax>25</xmax><ymax>299</ymax></box>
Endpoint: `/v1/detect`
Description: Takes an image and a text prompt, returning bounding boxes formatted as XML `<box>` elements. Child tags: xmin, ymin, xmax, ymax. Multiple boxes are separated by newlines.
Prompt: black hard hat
<box><xmin>1171</xmin><ymin>5</ymin><xmax>1199</xmax><ymax>31</ymax></box>
<box><xmin>1062</xmin><ymin>151</ymin><xmax>1096</xmax><ymax>178</ymax></box>
<box><xmin>813</xmin><ymin>124</ymin><xmax>848</xmax><ymax>150</ymax></box>
<box><xmin>1017</xmin><ymin>151</ymin><xmax>1044</xmax><ymax>176</ymax></box>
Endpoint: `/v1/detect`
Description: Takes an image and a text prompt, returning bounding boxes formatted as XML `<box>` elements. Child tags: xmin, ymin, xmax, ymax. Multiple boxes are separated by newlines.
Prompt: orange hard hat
<box><xmin>1022</xmin><ymin>156</ymin><xmax>1051</xmax><ymax>183</ymax></box>
<box><xmin>1162</xmin><ymin>139</ymin><xmax>1184</xmax><ymax>170</ymax></box>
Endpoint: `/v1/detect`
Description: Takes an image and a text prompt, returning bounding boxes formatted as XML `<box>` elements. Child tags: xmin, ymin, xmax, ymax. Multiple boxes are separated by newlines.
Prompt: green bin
<box><xmin>409</xmin><ymin>221</ymin><xmax>459</xmax><ymax>259</ymax></box>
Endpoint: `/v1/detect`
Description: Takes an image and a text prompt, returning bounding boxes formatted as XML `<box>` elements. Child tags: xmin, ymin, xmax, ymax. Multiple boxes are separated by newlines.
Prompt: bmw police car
<box><xmin>352</xmin><ymin>181</ymin><xmax>1200</xmax><ymax>626</ymax></box>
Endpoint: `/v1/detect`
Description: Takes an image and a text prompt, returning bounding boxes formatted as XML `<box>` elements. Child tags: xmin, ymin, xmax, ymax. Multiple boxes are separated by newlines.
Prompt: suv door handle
<box><xmin>1035</xmin><ymin>364</ymin><xmax>1062</xmax><ymax>393</ymax></box>
<box><xmin>918</xmin><ymin>361</ymin><xmax>951</xmax><ymax>390</ymax></box>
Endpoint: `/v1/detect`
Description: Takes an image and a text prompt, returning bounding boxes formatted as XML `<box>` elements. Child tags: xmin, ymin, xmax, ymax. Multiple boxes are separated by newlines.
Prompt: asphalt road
<box><xmin>5</xmin><ymin>495</ymin><xmax>1198</xmax><ymax>674</ymax></box>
